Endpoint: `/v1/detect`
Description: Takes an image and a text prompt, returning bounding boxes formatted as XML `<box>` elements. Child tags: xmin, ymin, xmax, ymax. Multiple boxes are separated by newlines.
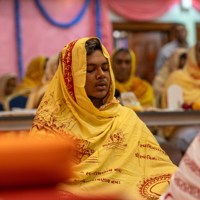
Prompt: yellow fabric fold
<box><xmin>30</xmin><ymin>37</ymin><xmax>176</xmax><ymax>199</ymax></box>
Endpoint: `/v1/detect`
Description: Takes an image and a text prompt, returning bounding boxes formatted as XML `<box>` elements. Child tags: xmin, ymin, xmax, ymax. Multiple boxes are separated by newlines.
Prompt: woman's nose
<box><xmin>96</xmin><ymin>67</ymin><xmax>105</xmax><ymax>79</ymax></box>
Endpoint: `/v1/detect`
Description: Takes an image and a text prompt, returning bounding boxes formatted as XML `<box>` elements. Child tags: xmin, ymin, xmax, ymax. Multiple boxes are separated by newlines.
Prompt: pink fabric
<box><xmin>0</xmin><ymin>0</ymin><xmax>17</xmax><ymax>75</ymax></box>
<box><xmin>193</xmin><ymin>0</ymin><xmax>200</xmax><ymax>11</ymax></box>
<box><xmin>1</xmin><ymin>0</ymin><xmax>193</xmax><ymax>77</ymax></box>
<box><xmin>107</xmin><ymin>0</ymin><xmax>180</xmax><ymax>21</ymax></box>
<box><xmin>0</xmin><ymin>0</ymin><xmax>98</xmax><ymax>76</ymax></box>
<box><xmin>100</xmin><ymin>0</ymin><xmax>113</xmax><ymax>54</ymax></box>
<box><xmin>21</xmin><ymin>0</ymin><xmax>95</xmax><ymax>72</ymax></box>
<box><xmin>160</xmin><ymin>133</ymin><xmax>200</xmax><ymax>200</ymax></box>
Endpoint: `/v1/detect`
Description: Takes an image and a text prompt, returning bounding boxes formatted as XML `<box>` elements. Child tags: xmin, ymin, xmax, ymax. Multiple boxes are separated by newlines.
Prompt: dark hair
<box><xmin>180</xmin><ymin>53</ymin><xmax>187</xmax><ymax>60</ymax></box>
<box><xmin>85</xmin><ymin>38</ymin><xmax>102</xmax><ymax>55</ymax></box>
<box><xmin>112</xmin><ymin>48</ymin><xmax>130</xmax><ymax>61</ymax></box>
<box><xmin>114</xmin><ymin>48</ymin><xmax>130</xmax><ymax>57</ymax></box>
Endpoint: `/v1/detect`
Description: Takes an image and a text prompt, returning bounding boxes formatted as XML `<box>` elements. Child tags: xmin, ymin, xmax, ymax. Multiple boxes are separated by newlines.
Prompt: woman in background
<box><xmin>161</xmin><ymin>42</ymin><xmax>200</xmax><ymax>153</ymax></box>
<box><xmin>112</xmin><ymin>48</ymin><xmax>154</xmax><ymax>109</ymax></box>
<box><xmin>26</xmin><ymin>54</ymin><xmax>59</xmax><ymax>109</ymax></box>
<box><xmin>4</xmin><ymin>56</ymin><xmax>49</xmax><ymax>111</ymax></box>
<box><xmin>0</xmin><ymin>74</ymin><xmax>17</xmax><ymax>111</ymax></box>
<box><xmin>15</xmin><ymin>56</ymin><xmax>48</xmax><ymax>94</ymax></box>
<box><xmin>153</xmin><ymin>48</ymin><xmax>187</xmax><ymax>108</ymax></box>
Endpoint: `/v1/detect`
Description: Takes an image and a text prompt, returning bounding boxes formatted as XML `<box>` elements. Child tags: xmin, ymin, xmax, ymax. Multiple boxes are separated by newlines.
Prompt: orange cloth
<box><xmin>0</xmin><ymin>134</ymin><xmax>74</xmax><ymax>188</ymax></box>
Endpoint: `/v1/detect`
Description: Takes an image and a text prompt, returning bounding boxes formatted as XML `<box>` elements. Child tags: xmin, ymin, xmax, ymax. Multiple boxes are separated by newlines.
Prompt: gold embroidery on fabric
<box><xmin>102</xmin><ymin>130</ymin><xmax>127</xmax><ymax>150</ymax></box>
<box><xmin>74</xmin><ymin>138</ymin><xmax>95</xmax><ymax>164</ymax></box>
<box><xmin>138</xmin><ymin>174</ymin><xmax>171</xmax><ymax>200</ymax></box>
<box><xmin>135</xmin><ymin>153</ymin><xmax>158</xmax><ymax>160</ymax></box>
<box><xmin>32</xmin><ymin>92</ymin><xmax>77</xmax><ymax>135</ymax></box>
<box><xmin>139</xmin><ymin>143</ymin><xmax>166</xmax><ymax>155</ymax></box>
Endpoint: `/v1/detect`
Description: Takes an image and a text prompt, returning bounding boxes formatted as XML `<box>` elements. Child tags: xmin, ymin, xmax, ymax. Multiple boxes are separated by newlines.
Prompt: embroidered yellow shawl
<box><xmin>112</xmin><ymin>49</ymin><xmax>154</xmax><ymax>107</ymax></box>
<box><xmin>30</xmin><ymin>37</ymin><xmax>176</xmax><ymax>199</ymax></box>
<box><xmin>162</xmin><ymin>46</ymin><xmax>200</xmax><ymax>108</ymax></box>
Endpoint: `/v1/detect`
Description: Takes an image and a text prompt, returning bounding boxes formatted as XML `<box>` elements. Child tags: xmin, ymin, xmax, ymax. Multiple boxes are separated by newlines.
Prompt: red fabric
<box><xmin>106</xmin><ymin>0</ymin><xmax>180</xmax><ymax>21</ymax></box>
<box><xmin>193</xmin><ymin>0</ymin><xmax>200</xmax><ymax>10</ymax></box>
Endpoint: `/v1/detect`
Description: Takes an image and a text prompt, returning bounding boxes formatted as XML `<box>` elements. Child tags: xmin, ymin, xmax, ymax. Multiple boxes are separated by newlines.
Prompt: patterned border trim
<box><xmin>63</xmin><ymin>41</ymin><xmax>77</xmax><ymax>102</ymax></box>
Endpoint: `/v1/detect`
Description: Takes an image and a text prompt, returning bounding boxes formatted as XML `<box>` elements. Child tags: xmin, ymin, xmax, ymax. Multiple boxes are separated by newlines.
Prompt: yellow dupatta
<box><xmin>26</xmin><ymin>54</ymin><xmax>59</xmax><ymax>109</ymax></box>
<box><xmin>30</xmin><ymin>38</ymin><xmax>176</xmax><ymax>199</ymax></box>
<box><xmin>112</xmin><ymin>49</ymin><xmax>154</xmax><ymax>107</ymax></box>
<box><xmin>15</xmin><ymin>56</ymin><xmax>47</xmax><ymax>93</ymax></box>
<box><xmin>162</xmin><ymin>46</ymin><xmax>200</xmax><ymax>108</ymax></box>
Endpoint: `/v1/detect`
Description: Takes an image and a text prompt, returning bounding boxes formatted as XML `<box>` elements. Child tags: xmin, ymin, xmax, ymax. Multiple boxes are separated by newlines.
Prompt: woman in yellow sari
<box><xmin>161</xmin><ymin>43</ymin><xmax>200</xmax><ymax>153</ymax></box>
<box><xmin>153</xmin><ymin>48</ymin><xmax>187</xmax><ymax>108</ymax></box>
<box><xmin>30</xmin><ymin>37</ymin><xmax>176</xmax><ymax>199</ymax></box>
<box><xmin>112</xmin><ymin>48</ymin><xmax>154</xmax><ymax>109</ymax></box>
<box><xmin>26</xmin><ymin>54</ymin><xmax>59</xmax><ymax>109</ymax></box>
<box><xmin>162</xmin><ymin>43</ymin><xmax>200</xmax><ymax>108</ymax></box>
<box><xmin>14</xmin><ymin>56</ymin><xmax>48</xmax><ymax>94</ymax></box>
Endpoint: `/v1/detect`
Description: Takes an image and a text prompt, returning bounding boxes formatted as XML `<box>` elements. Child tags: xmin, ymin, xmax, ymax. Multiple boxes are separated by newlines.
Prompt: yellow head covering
<box><xmin>15</xmin><ymin>56</ymin><xmax>47</xmax><ymax>93</ymax></box>
<box><xmin>162</xmin><ymin>45</ymin><xmax>200</xmax><ymax>107</ymax></box>
<box><xmin>31</xmin><ymin>37</ymin><xmax>176</xmax><ymax>199</ymax></box>
<box><xmin>112</xmin><ymin>49</ymin><xmax>154</xmax><ymax>107</ymax></box>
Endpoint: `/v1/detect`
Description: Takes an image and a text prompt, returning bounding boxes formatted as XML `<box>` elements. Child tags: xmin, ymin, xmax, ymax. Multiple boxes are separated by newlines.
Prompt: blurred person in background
<box><xmin>14</xmin><ymin>56</ymin><xmax>49</xmax><ymax>94</ymax></box>
<box><xmin>112</xmin><ymin>48</ymin><xmax>154</xmax><ymax>110</ymax></box>
<box><xmin>26</xmin><ymin>54</ymin><xmax>59</xmax><ymax>109</ymax></box>
<box><xmin>30</xmin><ymin>37</ymin><xmax>176</xmax><ymax>200</ymax></box>
<box><xmin>155</xmin><ymin>23</ymin><xmax>189</xmax><ymax>73</ymax></box>
<box><xmin>3</xmin><ymin>56</ymin><xmax>49</xmax><ymax>111</ymax></box>
<box><xmin>161</xmin><ymin>42</ymin><xmax>200</xmax><ymax>154</ymax></box>
<box><xmin>153</xmin><ymin>48</ymin><xmax>188</xmax><ymax>108</ymax></box>
<box><xmin>0</xmin><ymin>74</ymin><xmax>17</xmax><ymax>111</ymax></box>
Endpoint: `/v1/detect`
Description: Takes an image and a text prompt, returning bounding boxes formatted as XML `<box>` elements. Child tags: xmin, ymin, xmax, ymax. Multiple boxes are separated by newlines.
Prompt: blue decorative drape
<box><xmin>15</xmin><ymin>0</ymin><xmax>23</xmax><ymax>79</ymax></box>
<box><xmin>94</xmin><ymin>0</ymin><xmax>102</xmax><ymax>40</ymax></box>
<box><xmin>14</xmin><ymin>0</ymin><xmax>103</xmax><ymax>78</ymax></box>
<box><xmin>34</xmin><ymin>0</ymin><xmax>90</xmax><ymax>28</ymax></box>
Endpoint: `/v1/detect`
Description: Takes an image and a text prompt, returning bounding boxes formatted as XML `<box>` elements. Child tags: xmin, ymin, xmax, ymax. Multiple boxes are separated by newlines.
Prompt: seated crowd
<box><xmin>0</xmin><ymin>37</ymin><xmax>200</xmax><ymax>200</ymax></box>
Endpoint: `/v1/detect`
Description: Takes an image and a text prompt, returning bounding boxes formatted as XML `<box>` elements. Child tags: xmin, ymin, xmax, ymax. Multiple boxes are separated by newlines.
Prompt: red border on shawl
<box><xmin>63</xmin><ymin>40</ymin><xmax>77</xmax><ymax>102</ymax></box>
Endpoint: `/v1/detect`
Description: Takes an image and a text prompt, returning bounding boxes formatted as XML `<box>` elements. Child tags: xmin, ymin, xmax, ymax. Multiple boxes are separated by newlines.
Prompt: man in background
<box><xmin>155</xmin><ymin>23</ymin><xmax>189</xmax><ymax>73</ymax></box>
